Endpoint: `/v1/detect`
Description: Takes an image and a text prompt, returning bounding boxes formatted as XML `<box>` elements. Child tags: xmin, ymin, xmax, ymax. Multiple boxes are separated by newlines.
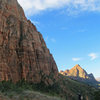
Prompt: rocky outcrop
<box><xmin>60</xmin><ymin>64</ymin><xmax>96</xmax><ymax>81</ymax></box>
<box><xmin>0</xmin><ymin>0</ymin><xmax>58</xmax><ymax>85</ymax></box>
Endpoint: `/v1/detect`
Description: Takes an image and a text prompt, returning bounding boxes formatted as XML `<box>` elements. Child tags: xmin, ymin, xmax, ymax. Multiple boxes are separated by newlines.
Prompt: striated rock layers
<box><xmin>60</xmin><ymin>64</ymin><xmax>96</xmax><ymax>81</ymax></box>
<box><xmin>0</xmin><ymin>0</ymin><xmax>58</xmax><ymax>85</ymax></box>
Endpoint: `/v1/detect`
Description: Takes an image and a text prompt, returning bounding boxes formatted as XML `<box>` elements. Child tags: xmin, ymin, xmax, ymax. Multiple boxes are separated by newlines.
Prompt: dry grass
<box><xmin>0</xmin><ymin>91</ymin><xmax>63</xmax><ymax>100</ymax></box>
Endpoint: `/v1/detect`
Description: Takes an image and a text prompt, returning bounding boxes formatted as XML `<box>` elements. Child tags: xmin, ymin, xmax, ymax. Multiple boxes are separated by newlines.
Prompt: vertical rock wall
<box><xmin>0</xmin><ymin>0</ymin><xmax>58</xmax><ymax>85</ymax></box>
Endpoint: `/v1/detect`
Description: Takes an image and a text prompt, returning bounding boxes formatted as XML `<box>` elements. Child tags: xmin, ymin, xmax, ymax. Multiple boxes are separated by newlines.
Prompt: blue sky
<box><xmin>18</xmin><ymin>0</ymin><xmax>100</xmax><ymax>78</ymax></box>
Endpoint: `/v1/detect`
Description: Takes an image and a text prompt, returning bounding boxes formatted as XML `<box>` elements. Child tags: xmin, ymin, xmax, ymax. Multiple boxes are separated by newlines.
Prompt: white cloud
<box><xmin>44</xmin><ymin>36</ymin><xmax>56</xmax><ymax>43</ymax></box>
<box><xmin>17</xmin><ymin>0</ymin><xmax>100</xmax><ymax>16</ymax></box>
<box><xmin>88</xmin><ymin>53</ymin><xmax>98</xmax><ymax>60</ymax></box>
<box><xmin>72</xmin><ymin>58</ymin><xmax>81</xmax><ymax>61</ymax></box>
<box><xmin>31</xmin><ymin>20</ymin><xmax>40</xmax><ymax>26</ymax></box>
<box><xmin>51</xmin><ymin>38</ymin><xmax>56</xmax><ymax>43</ymax></box>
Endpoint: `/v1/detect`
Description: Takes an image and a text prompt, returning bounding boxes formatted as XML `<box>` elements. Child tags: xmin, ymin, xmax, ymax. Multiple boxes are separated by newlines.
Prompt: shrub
<box><xmin>0</xmin><ymin>80</ymin><xmax>61</xmax><ymax>97</ymax></box>
<box><xmin>94</xmin><ymin>90</ymin><xmax>100</xmax><ymax>100</ymax></box>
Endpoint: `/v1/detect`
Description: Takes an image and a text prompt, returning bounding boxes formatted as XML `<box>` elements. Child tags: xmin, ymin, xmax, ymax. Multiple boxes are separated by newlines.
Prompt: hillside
<box><xmin>0</xmin><ymin>91</ymin><xmax>62</xmax><ymax>100</ymax></box>
<box><xmin>0</xmin><ymin>76</ymin><xmax>98</xmax><ymax>100</ymax></box>
<box><xmin>58</xmin><ymin>74</ymin><xmax>97</xmax><ymax>100</ymax></box>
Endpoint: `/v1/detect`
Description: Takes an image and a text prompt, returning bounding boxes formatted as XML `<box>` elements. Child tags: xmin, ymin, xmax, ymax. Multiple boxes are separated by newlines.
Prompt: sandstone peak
<box><xmin>0</xmin><ymin>0</ymin><xmax>58</xmax><ymax>85</ymax></box>
<box><xmin>0</xmin><ymin>0</ymin><xmax>26</xmax><ymax>21</ymax></box>
<box><xmin>72</xmin><ymin>64</ymin><xmax>83</xmax><ymax>70</ymax></box>
<box><xmin>73</xmin><ymin>64</ymin><xmax>81</xmax><ymax>68</ymax></box>
<box><xmin>60</xmin><ymin>65</ymin><xmax>96</xmax><ymax>81</ymax></box>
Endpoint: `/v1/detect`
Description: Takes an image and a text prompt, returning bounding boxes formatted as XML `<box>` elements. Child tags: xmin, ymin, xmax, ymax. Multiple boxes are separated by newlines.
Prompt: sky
<box><xmin>18</xmin><ymin>0</ymin><xmax>100</xmax><ymax>78</ymax></box>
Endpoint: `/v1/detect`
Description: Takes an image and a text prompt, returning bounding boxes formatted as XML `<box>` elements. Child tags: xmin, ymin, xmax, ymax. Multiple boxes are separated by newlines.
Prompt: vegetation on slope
<box><xmin>0</xmin><ymin>75</ymin><xmax>99</xmax><ymax>100</ymax></box>
<box><xmin>0</xmin><ymin>79</ymin><xmax>63</xmax><ymax>100</ymax></box>
<box><xmin>57</xmin><ymin>74</ymin><xmax>97</xmax><ymax>100</ymax></box>
<box><xmin>94</xmin><ymin>90</ymin><xmax>100</xmax><ymax>100</ymax></box>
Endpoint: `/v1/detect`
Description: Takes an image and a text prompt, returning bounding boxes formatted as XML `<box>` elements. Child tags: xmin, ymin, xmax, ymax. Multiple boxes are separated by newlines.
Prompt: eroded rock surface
<box><xmin>0</xmin><ymin>0</ymin><xmax>58</xmax><ymax>85</ymax></box>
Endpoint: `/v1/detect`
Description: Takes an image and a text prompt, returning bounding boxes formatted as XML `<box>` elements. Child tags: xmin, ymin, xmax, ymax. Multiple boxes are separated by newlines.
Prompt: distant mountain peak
<box><xmin>72</xmin><ymin>64</ymin><xmax>83</xmax><ymax>70</ymax></box>
<box><xmin>60</xmin><ymin>65</ymin><xmax>96</xmax><ymax>81</ymax></box>
<box><xmin>74</xmin><ymin>64</ymin><xmax>81</xmax><ymax>67</ymax></box>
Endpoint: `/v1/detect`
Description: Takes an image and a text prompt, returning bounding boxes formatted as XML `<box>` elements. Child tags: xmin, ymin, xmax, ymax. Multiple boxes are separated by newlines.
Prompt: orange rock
<box><xmin>60</xmin><ymin>64</ymin><xmax>96</xmax><ymax>81</ymax></box>
<box><xmin>0</xmin><ymin>0</ymin><xmax>58</xmax><ymax>85</ymax></box>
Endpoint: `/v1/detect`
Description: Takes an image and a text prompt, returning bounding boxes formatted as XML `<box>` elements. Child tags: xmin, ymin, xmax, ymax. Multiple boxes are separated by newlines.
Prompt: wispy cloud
<box><xmin>51</xmin><ymin>38</ymin><xmax>56</xmax><ymax>43</ymax></box>
<box><xmin>72</xmin><ymin>57</ymin><xmax>81</xmax><ymax>61</ymax></box>
<box><xmin>18</xmin><ymin>0</ymin><xmax>100</xmax><ymax>16</ymax></box>
<box><xmin>88</xmin><ymin>53</ymin><xmax>98</xmax><ymax>60</ymax></box>
<box><xmin>61</xmin><ymin>27</ymin><xmax>68</xmax><ymax>30</ymax></box>
<box><xmin>31</xmin><ymin>20</ymin><xmax>40</xmax><ymax>26</ymax></box>
<box><xmin>44</xmin><ymin>36</ymin><xmax>56</xmax><ymax>43</ymax></box>
<box><xmin>77</xmin><ymin>29</ymin><xmax>86</xmax><ymax>33</ymax></box>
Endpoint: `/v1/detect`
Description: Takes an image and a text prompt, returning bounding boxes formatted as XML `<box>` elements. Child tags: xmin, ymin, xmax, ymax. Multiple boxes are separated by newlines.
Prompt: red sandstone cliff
<box><xmin>0</xmin><ymin>0</ymin><xmax>58</xmax><ymax>85</ymax></box>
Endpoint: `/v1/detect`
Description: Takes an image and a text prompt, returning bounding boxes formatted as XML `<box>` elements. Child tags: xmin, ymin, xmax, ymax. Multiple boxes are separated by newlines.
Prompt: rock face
<box><xmin>60</xmin><ymin>64</ymin><xmax>96</xmax><ymax>81</ymax></box>
<box><xmin>0</xmin><ymin>0</ymin><xmax>58</xmax><ymax>85</ymax></box>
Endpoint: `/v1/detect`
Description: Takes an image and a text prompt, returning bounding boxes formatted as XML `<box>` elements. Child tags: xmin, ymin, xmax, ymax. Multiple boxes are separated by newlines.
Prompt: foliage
<box><xmin>0</xmin><ymin>77</ymin><xmax>97</xmax><ymax>100</ymax></box>
<box><xmin>94</xmin><ymin>90</ymin><xmax>100</xmax><ymax>100</ymax></box>
<box><xmin>0</xmin><ymin>80</ymin><xmax>61</xmax><ymax>97</ymax></box>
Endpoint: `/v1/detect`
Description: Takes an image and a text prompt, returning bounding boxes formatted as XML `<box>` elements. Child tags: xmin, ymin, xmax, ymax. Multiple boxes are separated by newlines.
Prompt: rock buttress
<box><xmin>0</xmin><ymin>0</ymin><xmax>58</xmax><ymax>85</ymax></box>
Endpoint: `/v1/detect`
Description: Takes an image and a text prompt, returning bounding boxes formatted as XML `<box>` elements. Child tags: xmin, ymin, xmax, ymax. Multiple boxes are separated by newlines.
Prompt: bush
<box><xmin>0</xmin><ymin>80</ymin><xmax>61</xmax><ymax>97</ymax></box>
<box><xmin>94</xmin><ymin>90</ymin><xmax>100</xmax><ymax>100</ymax></box>
<box><xmin>0</xmin><ymin>80</ymin><xmax>15</xmax><ymax>92</ymax></box>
